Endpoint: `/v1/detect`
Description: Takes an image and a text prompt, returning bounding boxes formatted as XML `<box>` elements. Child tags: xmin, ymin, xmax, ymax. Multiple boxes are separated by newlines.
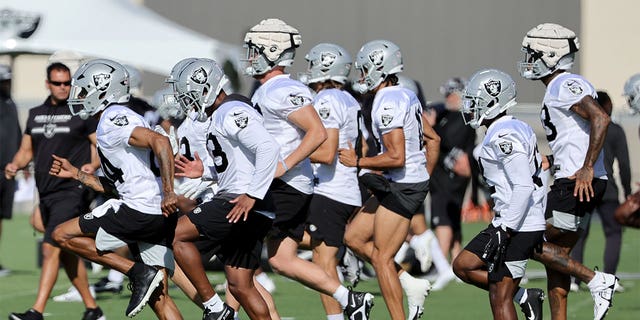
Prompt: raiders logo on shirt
<box><xmin>109</xmin><ymin>114</ymin><xmax>129</xmax><ymax>126</ymax></box>
<box><xmin>564</xmin><ymin>80</ymin><xmax>584</xmax><ymax>96</ymax></box>
<box><xmin>289</xmin><ymin>94</ymin><xmax>308</xmax><ymax>107</ymax></box>
<box><xmin>381</xmin><ymin>113</ymin><xmax>393</xmax><ymax>126</ymax></box>
<box><xmin>232</xmin><ymin>111</ymin><xmax>249</xmax><ymax>128</ymax></box>
<box><xmin>499</xmin><ymin>141</ymin><xmax>513</xmax><ymax>154</ymax></box>
<box><xmin>318</xmin><ymin>106</ymin><xmax>330</xmax><ymax>119</ymax></box>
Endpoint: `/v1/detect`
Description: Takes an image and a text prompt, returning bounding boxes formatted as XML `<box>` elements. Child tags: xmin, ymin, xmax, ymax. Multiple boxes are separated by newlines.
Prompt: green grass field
<box><xmin>1</xmin><ymin>213</ymin><xmax>638</xmax><ymax>319</ymax></box>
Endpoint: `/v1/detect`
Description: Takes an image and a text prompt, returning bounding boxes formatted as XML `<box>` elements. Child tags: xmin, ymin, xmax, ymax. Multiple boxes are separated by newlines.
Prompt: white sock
<box><xmin>234</xmin><ymin>311</ymin><xmax>240</xmax><ymax>320</ymax></box>
<box><xmin>514</xmin><ymin>287</ymin><xmax>527</xmax><ymax>304</ymax></box>
<box><xmin>255</xmin><ymin>272</ymin><xmax>270</xmax><ymax>283</ymax></box>
<box><xmin>203</xmin><ymin>294</ymin><xmax>224</xmax><ymax>312</ymax></box>
<box><xmin>327</xmin><ymin>314</ymin><xmax>343</xmax><ymax>320</ymax></box>
<box><xmin>333</xmin><ymin>285</ymin><xmax>349</xmax><ymax>309</ymax></box>
<box><xmin>409</xmin><ymin>230</ymin><xmax>428</xmax><ymax>250</ymax></box>
<box><xmin>430</xmin><ymin>234</ymin><xmax>451</xmax><ymax>274</ymax></box>
<box><xmin>398</xmin><ymin>270</ymin><xmax>413</xmax><ymax>291</ymax></box>
<box><xmin>394</xmin><ymin>242</ymin><xmax>410</xmax><ymax>264</ymax></box>
<box><xmin>587</xmin><ymin>271</ymin><xmax>603</xmax><ymax>290</ymax></box>
<box><xmin>108</xmin><ymin>269</ymin><xmax>124</xmax><ymax>283</ymax></box>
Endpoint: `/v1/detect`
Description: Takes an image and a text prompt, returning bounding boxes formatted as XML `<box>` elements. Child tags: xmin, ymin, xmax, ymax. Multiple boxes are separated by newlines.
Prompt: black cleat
<box><xmin>94</xmin><ymin>276</ymin><xmax>124</xmax><ymax>293</ymax></box>
<box><xmin>82</xmin><ymin>307</ymin><xmax>106</xmax><ymax>320</ymax></box>
<box><xmin>344</xmin><ymin>290</ymin><xmax>374</xmax><ymax>320</ymax></box>
<box><xmin>519</xmin><ymin>288</ymin><xmax>544</xmax><ymax>320</ymax></box>
<box><xmin>202</xmin><ymin>303</ymin><xmax>235</xmax><ymax>320</ymax></box>
<box><xmin>125</xmin><ymin>265</ymin><xmax>164</xmax><ymax>318</ymax></box>
<box><xmin>8</xmin><ymin>309</ymin><xmax>43</xmax><ymax>320</ymax></box>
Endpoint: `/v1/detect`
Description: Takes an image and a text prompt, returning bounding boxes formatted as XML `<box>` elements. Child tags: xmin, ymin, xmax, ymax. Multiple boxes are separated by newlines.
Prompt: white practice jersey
<box><xmin>251</xmin><ymin>74</ymin><xmax>315</xmax><ymax>194</ymax></box>
<box><xmin>312</xmin><ymin>88</ymin><xmax>362</xmax><ymax>207</ymax></box>
<box><xmin>176</xmin><ymin>111</ymin><xmax>217</xmax><ymax>183</ymax></box>
<box><xmin>207</xmin><ymin>95</ymin><xmax>280</xmax><ymax>199</ymax></box>
<box><xmin>96</xmin><ymin>104</ymin><xmax>162</xmax><ymax>215</ymax></box>
<box><xmin>371</xmin><ymin>86</ymin><xmax>428</xmax><ymax>183</ymax></box>
<box><xmin>541</xmin><ymin>72</ymin><xmax>606</xmax><ymax>179</ymax></box>
<box><xmin>477</xmin><ymin>116</ymin><xmax>546</xmax><ymax>232</ymax></box>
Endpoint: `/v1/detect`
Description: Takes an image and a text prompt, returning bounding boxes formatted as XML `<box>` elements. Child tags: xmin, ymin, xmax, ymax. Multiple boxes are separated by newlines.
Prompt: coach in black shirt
<box><xmin>5</xmin><ymin>62</ymin><xmax>105</xmax><ymax>320</ymax></box>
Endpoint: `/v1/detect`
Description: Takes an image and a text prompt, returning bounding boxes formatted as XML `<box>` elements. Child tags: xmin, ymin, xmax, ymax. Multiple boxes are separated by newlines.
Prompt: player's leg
<box><xmin>225</xmin><ymin>266</ymin><xmax>270</xmax><ymax>320</ymax></box>
<box><xmin>312</xmin><ymin>241</ymin><xmax>343</xmax><ymax>316</ymax></box>
<box><xmin>489</xmin><ymin>277</ymin><xmax>520</xmax><ymax>320</ymax></box>
<box><xmin>148</xmin><ymin>267</ymin><xmax>183</xmax><ymax>320</ymax></box>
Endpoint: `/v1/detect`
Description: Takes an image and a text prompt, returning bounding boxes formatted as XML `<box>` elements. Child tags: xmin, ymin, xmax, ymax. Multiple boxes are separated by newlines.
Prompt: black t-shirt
<box><xmin>430</xmin><ymin>105</ymin><xmax>476</xmax><ymax>193</ymax></box>
<box><xmin>0</xmin><ymin>96</ymin><xmax>21</xmax><ymax>169</ymax></box>
<box><xmin>25</xmin><ymin>97</ymin><xmax>97</xmax><ymax>198</ymax></box>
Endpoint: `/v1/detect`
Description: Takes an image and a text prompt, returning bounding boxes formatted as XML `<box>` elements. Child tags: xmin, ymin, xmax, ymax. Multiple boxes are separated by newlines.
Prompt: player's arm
<box><xmin>422</xmin><ymin>112</ymin><xmax>440</xmax><ymax>175</ymax></box>
<box><xmin>49</xmin><ymin>154</ymin><xmax>114</xmax><ymax>194</ymax></box>
<box><xmin>501</xmin><ymin>152</ymin><xmax>535</xmax><ymax>230</ymax></box>
<box><xmin>80</xmin><ymin>133</ymin><xmax>101</xmax><ymax>174</ymax></box>
<box><xmin>128</xmin><ymin>127</ymin><xmax>178</xmax><ymax>215</ymax></box>
<box><xmin>309</xmin><ymin>128</ymin><xmax>338</xmax><ymax>165</ymax></box>
<box><xmin>4</xmin><ymin>134</ymin><xmax>33</xmax><ymax>180</ymax></box>
<box><xmin>340</xmin><ymin>128</ymin><xmax>405</xmax><ymax>170</ymax></box>
<box><xmin>284</xmin><ymin>104</ymin><xmax>328</xmax><ymax>170</ymax></box>
<box><xmin>569</xmin><ymin>95</ymin><xmax>610</xmax><ymax>201</ymax></box>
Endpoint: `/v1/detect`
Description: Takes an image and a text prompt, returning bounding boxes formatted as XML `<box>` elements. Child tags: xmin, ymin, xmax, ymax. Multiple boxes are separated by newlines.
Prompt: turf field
<box><xmin>0</xmin><ymin>213</ymin><xmax>638</xmax><ymax>319</ymax></box>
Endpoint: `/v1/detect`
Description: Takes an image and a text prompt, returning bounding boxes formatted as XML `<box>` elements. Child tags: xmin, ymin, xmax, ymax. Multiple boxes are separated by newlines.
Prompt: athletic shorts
<box><xmin>306</xmin><ymin>194</ymin><xmax>357</xmax><ymax>248</ymax></box>
<box><xmin>430</xmin><ymin>188</ymin><xmax>465</xmax><ymax>232</ymax></box>
<box><xmin>0</xmin><ymin>178</ymin><xmax>15</xmax><ymax>220</ymax></box>
<box><xmin>546</xmin><ymin>178</ymin><xmax>607</xmax><ymax>219</ymax></box>
<box><xmin>268</xmin><ymin>179</ymin><xmax>312</xmax><ymax>242</ymax></box>
<box><xmin>188</xmin><ymin>196</ymin><xmax>272</xmax><ymax>269</ymax></box>
<box><xmin>359</xmin><ymin>173</ymin><xmax>429</xmax><ymax>219</ymax></box>
<box><xmin>41</xmin><ymin>188</ymin><xmax>91</xmax><ymax>246</ymax></box>
<box><xmin>80</xmin><ymin>201</ymin><xmax>177</xmax><ymax>271</ymax></box>
<box><xmin>465</xmin><ymin>224</ymin><xmax>544</xmax><ymax>282</ymax></box>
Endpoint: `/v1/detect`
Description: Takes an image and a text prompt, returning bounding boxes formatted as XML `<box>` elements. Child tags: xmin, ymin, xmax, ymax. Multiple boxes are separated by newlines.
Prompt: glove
<box><xmin>154</xmin><ymin>125</ymin><xmax>179</xmax><ymax>156</ymax></box>
<box><xmin>175</xmin><ymin>178</ymin><xmax>214</xmax><ymax>200</ymax></box>
<box><xmin>481</xmin><ymin>225</ymin><xmax>510</xmax><ymax>272</ymax></box>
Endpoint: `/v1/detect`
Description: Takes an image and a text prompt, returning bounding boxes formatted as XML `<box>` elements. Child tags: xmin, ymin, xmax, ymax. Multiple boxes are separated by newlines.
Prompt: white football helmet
<box><xmin>170</xmin><ymin>58</ymin><xmax>231</xmax><ymax>122</ymax></box>
<box><xmin>68</xmin><ymin>58</ymin><xmax>130</xmax><ymax>119</ymax></box>
<box><xmin>461</xmin><ymin>69</ymin><xmax>517</xmax><ymax>129</ymax></box>
<box><xmin>299</xmin><ymin>43</ymin><xmax>352</xmax><ymax>85</ymax></box>
<box><xmin>353</xmin><ymin>40</ymin><xmax>403</xmax><ymax>94</ymax></box>
<box><xmin>518</xmin><ymin>23</ymin><xmax>579</xmax><ymax>80</ymax></box>
<box><xmin>152</xmin><ymin>85</ymin><xmax>184</xmax><ymax>120</ymax></box>
<box><xmin>243</xmin><ymin>18</ymin><xmax>302</xmax><ymax>76</ymax></box>
<box><xmin>623</xmin><ymin>73</ymin><xmax>640</xmax><ymax>114</ymax></box>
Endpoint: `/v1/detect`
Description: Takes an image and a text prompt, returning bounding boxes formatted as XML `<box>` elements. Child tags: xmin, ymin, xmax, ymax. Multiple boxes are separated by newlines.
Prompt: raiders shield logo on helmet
<box><xmin>498</xmin><ymin>141</ymin><xmax>513</xmax><ymax>154</ymax></box>
<box><xmin>381</xmin><ymin>113</ymin><xmax>393</xmax><ymax>126</ymax></box>
<box><xmin>233</xmin><ymin>112</ymin><xmax>249</xmax><ymax>128</ymax></box>
<box><xmin>564</xmin><ymin>80</ymin><xmax>584</xmax><ymax>96</ymax></box>
<box><xmin>191</xmin><ymin>67</ymin><xmax>208</xmax><ymax>84</ymax></box>
<box><xmin>369</xmin><ymin>49</ymin><xmax>384</xmax><ymax>66</ymax></box>
<box><xmin>318</xmin><ymin>106</ymin><xmax>330</xmax><ymax>119</ymax></box>
<box><xmin>93</xmin><ymin>73</ymin><xmax>111</xmax><ymax>91</ymax></box>
<box><xmin>321</xmin><ymin>51</ymin><xmax>337</xmax><ymax>68</ymax></box>
<box><xmin>109</xmin><ymin>114</ymin><xmax>129</xmax><ymax>127</ymax></box>
<box><xmin>484</xmin><ymin>79</ymin><xmax>501</xmax><ymax>97</ymax></box>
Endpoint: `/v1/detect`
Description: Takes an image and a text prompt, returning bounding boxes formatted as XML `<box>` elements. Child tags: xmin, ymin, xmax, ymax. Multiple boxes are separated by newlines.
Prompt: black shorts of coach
<box><xmin>465</xmin><ymin>224</ymin><xmax>544</xmax><ymax>282</ymax></box>
<box><xmin>187</xmin><ymin>196</ymin><xmax>272</xmax><ymax>270</ymax></box>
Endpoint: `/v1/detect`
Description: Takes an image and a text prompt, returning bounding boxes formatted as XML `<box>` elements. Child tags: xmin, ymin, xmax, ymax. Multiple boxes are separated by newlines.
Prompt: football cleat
<box><xmin>344</xmin><ymin>290</ymin><xmax>374</xmax><ymax>320</ymax></box>
<box><xmin>519</xmin><ymin>288</ymin><xmax>544</xmax><ymax>320</ymax></box>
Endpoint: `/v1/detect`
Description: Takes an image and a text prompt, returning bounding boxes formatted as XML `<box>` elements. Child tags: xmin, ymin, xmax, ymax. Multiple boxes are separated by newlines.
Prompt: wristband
<box><xmin>356</xmin><ymin>157</ymin><xmax>361</xmax><ymax>170</ymax></box>
<box><xmin>281</xmin><ymin>159</ymin><xmax>289</xmax><ymax>172</ymax></box>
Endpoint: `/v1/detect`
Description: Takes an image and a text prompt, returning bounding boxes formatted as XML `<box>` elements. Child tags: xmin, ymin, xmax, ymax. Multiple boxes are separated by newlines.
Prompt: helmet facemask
<box><xmin>354</xmin><ymin>40</ymin><xmax>403</xmax><ymax>94</ymax></box>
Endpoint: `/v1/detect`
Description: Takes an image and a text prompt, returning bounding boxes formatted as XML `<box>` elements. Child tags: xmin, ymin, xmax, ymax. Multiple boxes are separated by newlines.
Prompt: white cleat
<box><xmin>53</xmin><ymin>286</ymin><xmax>96</xmax><ymax>302</ymax></box>
<box><xmin>404</xmin><ymin>278</ymin><xmax>431</xmax><ymax>320</ymax></box>
<box><xmin>590</xmin><ymin>272</ymin><xmax>618</xmax><ymax>320</ymax></box>
<box><xmin>412</xmin><ymin>232</ymin><xmax>434</xmax><ymax>273</ymax></box>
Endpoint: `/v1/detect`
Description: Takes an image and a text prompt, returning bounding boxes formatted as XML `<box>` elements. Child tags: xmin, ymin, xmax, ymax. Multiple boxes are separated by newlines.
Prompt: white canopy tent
<box><xmin>0</xmin><ymin>0</ymin><xmax>242</xmax><ymax>76</ymax></box>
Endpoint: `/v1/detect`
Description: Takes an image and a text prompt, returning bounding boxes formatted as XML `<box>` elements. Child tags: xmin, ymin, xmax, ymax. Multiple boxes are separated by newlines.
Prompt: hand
<box><xmin>338</xmin><ymin>141</ymin><xmax>357</xmax><ymax>167</ymax></box>
<box><xmin>80</xmin><ymin>163</ymin><xmax>96</xmax><ymax>175</ymax></box>
<box><xmin>451</xmin><ymin>151</ymin><xmax>471</xmax><ymax>177</ymax></box>
<box><xmin>161</xmin><ymin>191</ymin><xmax>179</xmax><ymax>217</ymax></box>
<box><xmin>49</xmin><ymin>154</ymin><xmax>79</xmax><ymax>179</ymax></box>
<box><xmin>568</xmin><ymin>166</ymin><xmax>594</xmax><ymax>202</ymax></box>
<box><xmin>154</xmin><ymin>125</ymin><xmax>179</xmax><ymax>155</ymax></box>
<box><xmin>226</xmin><ymin>194</ymin><xmax>256</xmax><ymax>223</ymax></box>
<box><xmin>481</xmin><ymin>226</ymin><xmax>510</xmax><ymax>270</ymax></box>
<box><xmin>175</xmin><ymin>178</ymin><xmax>213</xmax><ymax>200</ymax></box>
<box><xmin>4</xmin><ymin>162</ymin><xmax>19</xmax><ymax>180</ymax></box>
<box><xmin>175</xmin><ymin>152</ymin><xmax>204</xmax><ymax>179</ymax></box>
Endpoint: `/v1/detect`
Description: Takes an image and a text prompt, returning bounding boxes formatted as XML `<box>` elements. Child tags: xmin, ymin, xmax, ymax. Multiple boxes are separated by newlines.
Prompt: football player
<box><xmin>50</xmin><ymin>59</ymin><xmax>182</xmax><ymax>319</ymax></box>
<box><xmin>518</xmin><ymin>23</ymin><xmax>617</xmax><ymax>320</ymax></box>
<box><xmin>243</xmin><ymin>18</ymin><xmax>374</xmax><ymax>320</ymax></box>
<box><xmin>338</xmin><ymin>40</ymin><xmax>430</xmax><ymax>320</ymax></box>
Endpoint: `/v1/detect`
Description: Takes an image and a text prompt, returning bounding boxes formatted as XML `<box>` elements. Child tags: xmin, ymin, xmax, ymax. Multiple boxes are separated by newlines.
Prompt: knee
<box><xmin>267</xmin><ymin>255</ymin><xmax>287</xmax><ymax>275</ymax></box>
<box><xmin>451</xmin><ymin>258</ymin><xmax>467</xmax><ymax>282</ymax></box>
<box><xmin>52</xmin><ymin>226</ymin><xmax>68</xmax><ymax>247</ymax></box>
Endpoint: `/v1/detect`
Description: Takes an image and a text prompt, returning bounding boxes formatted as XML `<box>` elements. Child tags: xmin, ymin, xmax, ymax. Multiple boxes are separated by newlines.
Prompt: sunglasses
<box><xmin>49</xmin><ymin>80</ymin><xmax>72</xmax><ymax>87</ymax></box>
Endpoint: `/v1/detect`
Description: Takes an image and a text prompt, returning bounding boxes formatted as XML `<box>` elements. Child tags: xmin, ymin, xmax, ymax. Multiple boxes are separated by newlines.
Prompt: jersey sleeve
<box><xmin>271</xmin><ymin>83</ymin><xmax>314</xmax><ymax>119</ymax></box>
<box><xmin>488</xmin><ymin>129</ymin><xmax>528</xmax><ymax>163</ymax></box>
<box><xmin>220</xmin><ymin>107</ymin><xmax>257</xmax><ymax>139</ymax></box>
<box><xmin>100</xmin><ymin>109</ymin><xmax>147</xmax><ymax>149</ymax></box>
<box><xmin>546</xmin><ymin>75</ymin><xmax>596</xmax><ymax>110</ymax></box>
<box><xmin>314</xmin><ymin>93</ymin><xmax>343</xmax><ymax>130</ymax></box>
<box><xmin>373</xmin><ymin>93</ymin><xmax>407</xmax><ymax>135</ymax></box>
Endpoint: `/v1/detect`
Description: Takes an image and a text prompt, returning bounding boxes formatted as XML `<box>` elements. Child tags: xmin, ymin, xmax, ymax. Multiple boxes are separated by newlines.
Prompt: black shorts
<box><xmin>80</xmin><ymin>203</ymin><xmax>177</xmax><ymax>248</ymax></box>
<box><xmin>41</xmin><ymin>188</ymin><xmax>91</xmax><ymax>246</ymax></box>
<box><xmin>430</xmin><ymin>188</ymin><xmax>465</xmax><ymax>232</ymax></box>
<box><xmin>359</xmin><ymin>173</ymin><xmax>429</xmax><ymax>219</ymax></box>
<box><xmin>188</xmin><ymin>197</ymin><xmax>272</xmax><ymax>269</ymax></box>
<box><xmin>465</xmin><ymin>224</ymin><xmax>544</xmax><ymax>282</ymax></box>
<box><xmin>268</xmin><ymin>179</ymin><xmax>312</xmax><ymax>242</ymax></box>
<box><xmin>545</xmin><ymin>178</ymin><xmax>607</xmax><ymax>219</ymax></box>
<box><xmin>306</xmin><ymin>194</ymin><xmax>357</xmax><ymax>248</ymax></box>
<box><xmin>0</xmin><ymin>178</ymin><xmax>15</xmax><ymax>220</ymax></box>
